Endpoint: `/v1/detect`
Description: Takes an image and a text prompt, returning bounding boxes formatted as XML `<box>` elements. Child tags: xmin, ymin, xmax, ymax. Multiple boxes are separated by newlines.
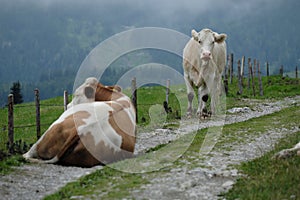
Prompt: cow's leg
<box><xmin>23</xmin><ymin>133</ymin><xmax>47</xmax><ymax>160</ymax></box>
<box><xmin>184</xmin><ymin>75</ymin><xmax>194</xmax><ymax>117</ymax></box>
<box><xmin>197</xmin><ymin>85</ymin><xmax>209</xmax><ymax>118</ymax></box>
<box><xmin>23</xmin><ymin>134</ymin><xmax>60</xmax><ymax>164</ymax></box>
<box><xmin>23</xmin><ymin>143</ymin><xmax>38</xmax><ymax>160</ymax></box>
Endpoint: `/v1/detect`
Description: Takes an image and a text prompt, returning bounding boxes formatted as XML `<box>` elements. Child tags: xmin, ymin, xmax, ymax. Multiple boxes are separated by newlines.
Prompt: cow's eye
<box><xmin>198</xmin><ymin>40</ymin><xmax>202</xmax><ymax>44</ymax></box>
<box><xmin>211</xmin><ymin>41</ymin><xmax>215</xmax><ymax>45</ymax></box>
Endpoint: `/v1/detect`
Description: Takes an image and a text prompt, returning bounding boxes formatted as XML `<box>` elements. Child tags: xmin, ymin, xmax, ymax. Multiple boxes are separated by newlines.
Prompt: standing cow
<box><xmin>183</xmin><ymin>28</ymin><xmax>227</xmax><ymax>117</ymax></box>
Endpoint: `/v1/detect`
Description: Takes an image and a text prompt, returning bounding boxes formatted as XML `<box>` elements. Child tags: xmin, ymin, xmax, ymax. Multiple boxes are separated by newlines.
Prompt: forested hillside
<box><xmin>0</xmin><ymin>0</ymin><xmax>299</xmax><ymax>105</ymax></box>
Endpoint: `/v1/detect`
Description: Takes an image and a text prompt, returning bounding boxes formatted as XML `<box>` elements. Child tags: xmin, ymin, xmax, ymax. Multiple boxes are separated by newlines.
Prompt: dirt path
<box><xmin>0</xmin><ymin>96</ymin><xmax>299</xmax><ymax>200</ymax></box>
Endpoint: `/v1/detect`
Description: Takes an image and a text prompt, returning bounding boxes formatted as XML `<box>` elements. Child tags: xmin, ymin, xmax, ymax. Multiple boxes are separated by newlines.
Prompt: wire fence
<box><xmin>1</xmin><ymin>90</ymin><xmax>69</xmax><ymax>154</ymax></box>
<box><xmin>1</xmin><ymin>54</ymin><xmax>299</xmax><ymax>154</ymax></box>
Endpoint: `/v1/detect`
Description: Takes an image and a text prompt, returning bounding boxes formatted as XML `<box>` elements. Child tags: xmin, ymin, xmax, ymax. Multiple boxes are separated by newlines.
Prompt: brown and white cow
<box><xmin>23</xmin><ymin>77</ymin><xmax>136</xmax><ymax>167</ymax></box>
<box><xmin>183</xmin><ymin>28</ymin><xmax>227</xmax><ymax>117</ymax></box>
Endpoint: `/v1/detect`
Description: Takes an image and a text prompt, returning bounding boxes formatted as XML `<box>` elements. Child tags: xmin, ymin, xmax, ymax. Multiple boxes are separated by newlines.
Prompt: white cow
<box><xmin>183</xmin><ymin>28</ymin><xmax>227</xmax><ymax>117</ymax></box>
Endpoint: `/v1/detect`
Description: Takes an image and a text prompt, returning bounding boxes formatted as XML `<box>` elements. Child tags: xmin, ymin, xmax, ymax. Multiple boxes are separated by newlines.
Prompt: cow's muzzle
<box><xmin>201</xmin><ymin>50</ymin><xmax>211</xmax><ymax>61</ymax></box>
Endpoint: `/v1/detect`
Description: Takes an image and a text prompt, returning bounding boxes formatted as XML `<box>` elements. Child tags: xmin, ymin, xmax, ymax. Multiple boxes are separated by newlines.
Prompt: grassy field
<box><xmin>0</xmin><ymin>75</ymin><xmax>299</xmax><ymax>197</ymax></box>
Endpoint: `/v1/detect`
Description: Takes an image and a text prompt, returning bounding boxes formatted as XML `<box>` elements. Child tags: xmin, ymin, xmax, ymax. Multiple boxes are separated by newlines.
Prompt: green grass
<box><xmin>223</xmin><ymin>131</ymin><xmax>300</xmax><ymax>200</ymax></box>
<box><xmin>44</xmin><ymin>105</ymin><xmax>300</xmax><ymax>199</ymax></box>
<box><xmin>0</xmin><ymin>155</ymin><xmax>25</xmax><ymax>175</ymax></box>
<box><xmin>227</xmin><ymin>75</ymin><xmax>300</xmax><ymax>99</ymax></box>
<box><xmin>44</xmin><ymin>167</ymin><xmax>149</xmax><ymax>200</ymax></box>
<box><xmin>0</xmin><ymin>96</ymin><xmax>67</xmax><ymax>153</ymax></box>
<box><xmin>216</xmin><ymin>105</ymin><xmax>300</xmax><ymax>148</ymax></box>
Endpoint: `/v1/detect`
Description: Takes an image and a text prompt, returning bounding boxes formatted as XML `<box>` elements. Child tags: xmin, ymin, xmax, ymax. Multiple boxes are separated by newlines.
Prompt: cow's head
<box><xmin>68</xmin><ymin>77</ymin><xmax>124</xmax><ymax>109</ymax></box>
<box><xmin>70</xmin><ymin>77</ymin><xmax>99</xmax><ymax>107</ymax></box>
<box><xmin>94</xmin><ymin>83</ymin><xmax>123</xmax><ymax>101</ymax></box>
<box><xmin>192</xmin><ymin>28</ymin><xmax>227</xmax><ymax>62</ymax></box>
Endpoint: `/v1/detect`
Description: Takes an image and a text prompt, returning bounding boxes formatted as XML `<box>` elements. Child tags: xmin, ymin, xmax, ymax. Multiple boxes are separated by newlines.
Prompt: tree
<box><xmin>10</xmin><ymin>81</ymin><xmax>23</xmax><ymax>104</ymax></box>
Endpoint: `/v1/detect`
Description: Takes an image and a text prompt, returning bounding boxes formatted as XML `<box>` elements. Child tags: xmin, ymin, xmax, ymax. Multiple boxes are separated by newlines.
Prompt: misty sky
<box><xmin>2</xmin><ymin>0</ymin><xmax>288</xmax><ymax>34</ymax></box>
<box><xmin>2</xmin><ymin>0</ymin><xmax>281</xmax><ymax>20</ymax></box>
<box><xmin>1</xmin><ymin>0</ymin><xmax>299</xmax><ymax>65</ymax></box>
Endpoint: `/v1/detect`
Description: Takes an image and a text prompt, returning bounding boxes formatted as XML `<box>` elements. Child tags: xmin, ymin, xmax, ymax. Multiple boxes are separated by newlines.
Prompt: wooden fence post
<box><xmin>64</xmin><ymin>90</ymin><xmax>68</xmax><ymax>111</ymax></box>
<box><xmin>280</xmin><ymin>65</ymin><xmax>284</xmax><ymax>77</ymax></box>
<box><xmin>224</xmin><ymin>58</ymin><xmax>229</xmax><ymax>95</ymax></box>
<box><xmin>229</xmin><ymin>53</ymin><xmax>234</xmax><ymax>84</ymax></box>
<box><xmin>266</xmin><ymin>62</ymin><xmax>269</xmax><ymax>77</ymax></box>
<box><xmin>241</xmin><ymin>56</ymin><xmax>245</xmax><ymax>77</ymax></box>
<box><xmin>8</xmin><ymin>94</ymin><xmax>14</xmax><ymax>154</ymax></box>
<box><xmin>247</xmin><ymin>58</ymin><xmax>251</xmax><ymax>89</ymax></box>
<box><xmin>253</xmin><ymin>59</ymin><xmax>257</xmax><ymax>78</ymax></box>
<box><xmin>257</xmin><ymin>61</ymin><xmax>264</xmax><ymax>96</ymax></box>
<box><xmin>166</xmin><ymin>79</ymin><xmax>170</xmax><ymax>105</ymax></box>
<box><xmin>131</xmin><ymin>77</ymin><xmax>138</xmax><ymax>123</ymax></box>
<box><xmin>249</xmin><ymin>64</ymin><xmax>256</xmax><ymax>96</ymax></box>
<box><xmin>35</xmin><ymin>89</ymin><xmax>41</xmax><ymax>139</ymax></box>
<box><xmin>237</xmin><ymin>60</ymin><xmax>243</xmax><ymax>95</ymax></box>
<box><xmin>224</xmin><ymin>79</ymin><xmax>228</xmax><ymax>96</ymax></box>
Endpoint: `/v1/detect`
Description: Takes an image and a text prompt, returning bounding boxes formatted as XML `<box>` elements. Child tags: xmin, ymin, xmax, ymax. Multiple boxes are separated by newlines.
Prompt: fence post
<box><xmin>64</xmin><ymin>90</ymin><xmax>68</xmax><ymax>111</ymax></box>
<box><xmin>224</xmin><ymin>58</ymin><xmax>229</xmax><ymax>95</ymax></box>
<box><xmin>280</xmin><ymin>65</ymin><xmax>284</xmax><ymax>77</ymax></box>
<box><xmin>249</xmin><ymin>64</ymin><xmax>256</xmax><ymax>96</ymax></box>
<box><xmin>257</xmin><ymin>61</ymin><xmax>264</xmax><ymax>96</ymax></box>
<box><xmin>166</xmin><ymin>79</ymin><xmax>170</xmax><ymax>105</ymax></box>
<box><xmin>253</xmin><ymin>59</ymin><xmax>257</xmax><ymax>78</ymax></box>
<box><xmin>296</xmin><ymin>66</ymin><xmax>298</xmax><ymax>79</ymax></box>
<box><xmin>247</xmin><ymin>58</ymin><xmax>251</xmax><ymax>89</ymax></box>
<box><xmin>241</xmin><ymin>56</ymin><xmax>245</xmax><ymax>76</ymax></box>
<box><xmin>35</xmin><ymin>89</ymin><xmax>41</xmax><ymax>139</ymax></box>
<box><xmin>8</xmin><ymin>94</ymin><xmax>14</xmax><ymax>154</ymax></box>
<box><xmin>131</xmin><ymin>77</ymin><xmax>138</xmax><ymax>123</ymax></box>
<box><xmin>266</xmin><ymin>62</ymin><xmax>269</xmax><ymax>77</ymax></box>
<box><xmin>229</xmin><ymin>53</ymin><xmax>234</xmax><ymax>84</ymax></box>
<box><xmin>224</xmin><ymin>79</ymin><xmax>228</xmax><ymax>95</ymax></box>
<box><xmin>237</xmin><ymin>60</ymin><xmax>243</xmax><ymax>95</ymax></box>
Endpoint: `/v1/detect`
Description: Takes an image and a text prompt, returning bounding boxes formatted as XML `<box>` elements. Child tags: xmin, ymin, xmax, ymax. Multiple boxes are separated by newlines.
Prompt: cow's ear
<box><xmin>214</xmin><ymin>33</ymin><xmax>227</xmax><ymax>43</ymax></box>
<box><xmin>106</xmin><ymin>85</ymin><xmax>122</xmax><ymax>92</ymax></box>
<box><xmin>84</xmin><ymin>87</ymin><xmax>95</xmax><ymax>99</ymax></box>
<box><xmin>113</xmin><ymin>85</ymin><xmax>122</xmax><ymax>92</ymax></box>
<box><xmin>191</xmin><ymin>29</ymin><xmax>198</xmax><ymax>41</ymax></box>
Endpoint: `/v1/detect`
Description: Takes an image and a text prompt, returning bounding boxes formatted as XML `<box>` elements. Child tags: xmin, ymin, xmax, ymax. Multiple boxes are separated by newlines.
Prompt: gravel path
<box><xmin>0</xmin><ymin>96</ymin><xmax>299</xmax><ymax>200</ymax></box>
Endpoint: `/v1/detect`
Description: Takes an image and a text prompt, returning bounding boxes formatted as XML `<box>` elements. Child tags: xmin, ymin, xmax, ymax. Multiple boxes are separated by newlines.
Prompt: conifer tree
<box><xmin>10</xmin><ymin>81</ymin><xmax>23</xmax><ymax>104</ymax></box>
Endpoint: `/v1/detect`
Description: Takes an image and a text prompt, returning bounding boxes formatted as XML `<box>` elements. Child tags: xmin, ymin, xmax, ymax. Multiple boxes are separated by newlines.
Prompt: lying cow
<box><xmin>183</xmin><ymin>28</ymin><xmax>227</xmax><ymax>117</ymax></box>
<box><xmin>23</xmin><ymin>77</ymin><xmax>136</xmax><ymax>167</ymax></box>
<box><xmin>274</xmin><ymin>141</ymin><xmax>300</xmax><ymax>159</ymax></box>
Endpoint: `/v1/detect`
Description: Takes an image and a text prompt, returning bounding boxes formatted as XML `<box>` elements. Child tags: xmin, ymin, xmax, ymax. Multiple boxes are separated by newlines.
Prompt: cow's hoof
<box><xmin>197</xmin><ymin>110</ymin><xmax>212</xmax><ymax>119</ymax></box>
<box><xmin>186</xmin><ymin>112</ymin><xmax>193</xmax><ymax>118</ymax></box>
